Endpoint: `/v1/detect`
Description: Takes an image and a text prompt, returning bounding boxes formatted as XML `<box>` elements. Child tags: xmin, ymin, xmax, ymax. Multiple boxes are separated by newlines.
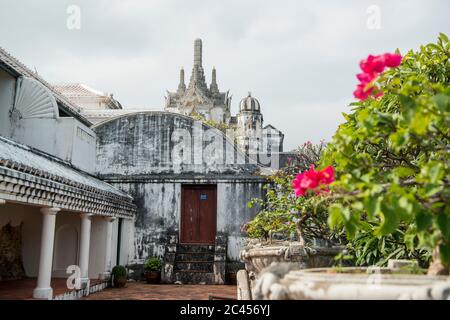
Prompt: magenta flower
<box><xmin>292</xmin><ymin>165</ymin><xmax>335</xmax><ymax>197</ymax></box>
<box><xmin>354</xmin><ymin>52</ymin><xmax>402</xmax><ymax>101</ymax></box>
<box><xmin>383</xmin><ymin>53</ymin><xmax>402</xmax><ymax>67</ymax></box>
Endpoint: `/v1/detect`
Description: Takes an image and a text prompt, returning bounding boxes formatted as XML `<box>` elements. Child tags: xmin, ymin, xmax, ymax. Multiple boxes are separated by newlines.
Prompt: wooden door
<box><xmin>180</xmin><ymin>185</ymin><xmax>217</xmax><ymax>244</ymax></box>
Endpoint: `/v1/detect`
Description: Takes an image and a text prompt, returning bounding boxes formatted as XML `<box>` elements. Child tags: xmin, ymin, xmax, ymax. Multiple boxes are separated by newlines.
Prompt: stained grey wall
<box><xmin>110</xmin><ymin>180</ymin><xmax>263</xmax><ymax>263</ymax></box>
<box><xmin>94</xmin><ymin>112</ymin><xmax>259</xmax><ymax>176</ymax></box>
<box><xmin>94</xmin><ymin>112</ymin><xmax>266</xmax><ymax>263</ymax></box>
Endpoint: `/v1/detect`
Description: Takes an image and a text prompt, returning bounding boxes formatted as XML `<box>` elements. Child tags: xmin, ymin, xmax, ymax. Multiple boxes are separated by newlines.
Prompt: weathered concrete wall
<box><xmin>109</xmin><ymin>180</ymin><xmax>263</xmax><ymax>263</ymax></box>
<box><xmin>94</xmin><ymin>112</ymin><xmax>266</xmax><ymax>264</ymax></box>
<box><xmin>217</xmin><ymin>182</ymin><xmax>264</xmax><ymax>261</ymax></box>
<box><xmin>94</xmin><ymin>112</ymin><xmax>258</xmax><ymax>176</ymax></box>
<box><xmin>10</xmin><ymin>118</ymin><xmax>96</xmax><ymax>174</ymax></box>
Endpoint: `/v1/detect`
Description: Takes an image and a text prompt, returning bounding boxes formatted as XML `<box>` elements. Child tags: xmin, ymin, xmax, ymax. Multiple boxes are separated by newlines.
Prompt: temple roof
<box><xmin>53</xmin><ymin>83</ymin><xmax>107</xmax><ymax>97</ymax></box>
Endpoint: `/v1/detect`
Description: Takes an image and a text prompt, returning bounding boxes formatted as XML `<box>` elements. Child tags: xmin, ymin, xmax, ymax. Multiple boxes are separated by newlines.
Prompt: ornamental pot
<box><xmin>240</xmin><ymin>240</ymin><xmax>343</xmax><ymax>279</ymax></box>
<box><xmin>253</xmin><ymin>264</ymin><xmax>450</xmax><ymax>300</ymax></box>
<box><xmin>113</xmin><ymin>276</ymin><xmax>127</xmax><ymax>288</ymax></box>
<box><xmin>145</xmin><ymin>271</ymin><xmax>161</xmax><ymax>284</ymax></box>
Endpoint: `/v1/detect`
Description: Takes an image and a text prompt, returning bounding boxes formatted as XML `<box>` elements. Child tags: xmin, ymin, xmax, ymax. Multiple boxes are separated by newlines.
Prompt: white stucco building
<box><xmin>0</xmin><ymin>47</ymin><xmax>136</xmax><ymax>299</ymax></box>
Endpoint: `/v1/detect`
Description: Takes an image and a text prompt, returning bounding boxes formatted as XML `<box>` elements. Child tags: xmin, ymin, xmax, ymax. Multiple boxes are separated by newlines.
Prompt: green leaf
<box><xmin>328</xmin><ymin>204</ymin><xmax>343</xmax><ymax>229</ymax></box>
<box><xmin>416</xmin><ymin>211</ymin><xmax>432</xmax><ymax>231</ymax></box>
<box><xmin>439</xmin><ymin>243</ymin><xmax>450</xmax><ymax>264</ymax></box>
<box><xmin>398</xmin><ymin>94</ymin><xmax>415</xmax><ymax>109</ymax></box>
<box><xmin>375</xmin><ymin>201</ymin><xmax>400</xmax><ymax>235</ymax></box>
<box><xmin>437</xmin><ymin>211</ymin><xmax>450</xmax><ymax>241</ymax></box>
<box><xmin>433</xmin><ymin>94</ymin><xmax>450</xmax><ymax>113</ymax></box>
<box><xmin>392</xmin><ymin>166</ymin><xmax>415</xmax><ymax>178</ymax></box>
<box><xmin>364</xmin><ymin>196</ymin><xmax>381</xmax><ymax>219</ymax></box>
<box><xmin>439</xmin><ymin>32</ymin><xmax>449</xmax><ymax>43</ymax></box>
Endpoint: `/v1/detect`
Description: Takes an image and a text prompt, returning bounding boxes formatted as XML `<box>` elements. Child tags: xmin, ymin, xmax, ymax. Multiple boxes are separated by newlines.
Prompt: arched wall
<box><xmin>94</xmin><ymin>112</ymin><xmax>265</xmax><ymax>263</ymax></box>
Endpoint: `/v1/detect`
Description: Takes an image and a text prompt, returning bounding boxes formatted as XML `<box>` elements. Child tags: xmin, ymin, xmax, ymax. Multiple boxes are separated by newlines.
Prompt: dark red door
<box><xmin>180</xmin><ymin>185</ymin><xmax>217</xmax><ymax>244</ymax></box>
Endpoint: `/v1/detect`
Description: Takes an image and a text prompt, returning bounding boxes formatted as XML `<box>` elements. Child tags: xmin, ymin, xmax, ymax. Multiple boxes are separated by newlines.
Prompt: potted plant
<box><xmin>144</xmin><ymin>257</ymin><xmax>162</xmax><ymax>284</ymax></box>
<box><xmin>111</xmin><ymin>265</ymin><xmax>127</xmax><ymax>288</ymax></box>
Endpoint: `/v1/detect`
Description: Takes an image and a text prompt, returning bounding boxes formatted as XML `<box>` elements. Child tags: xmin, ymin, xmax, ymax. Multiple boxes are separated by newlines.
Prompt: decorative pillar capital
<box><xmin>40</xmin><ymin>207</ymin><xmax>60</xmax><ymax>215</ymax></box>
<box><xmin>79</xmin><ymin>213</ymin><xmax>94</xmax><ymax>220</ymax></box>
<box><xmin>103</xmin><ymin>216</ymin><xmax>117</xmax><ymax>223</ymax></box>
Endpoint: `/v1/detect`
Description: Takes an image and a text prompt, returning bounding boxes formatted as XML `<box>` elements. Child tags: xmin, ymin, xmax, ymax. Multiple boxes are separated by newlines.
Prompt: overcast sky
<box><xmin>0</xmin><ymin>0</ymin><xmax>448</xmax><ymax>150</ymax></box>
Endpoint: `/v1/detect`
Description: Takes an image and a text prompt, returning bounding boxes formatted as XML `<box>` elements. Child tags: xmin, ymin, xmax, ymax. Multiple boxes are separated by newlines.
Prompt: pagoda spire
<box><xmin>177</xmin><ymin>67</ymin><xmax>186</xmax><ymax>93</ymax></box>
<box><xmin>188</xmin><ymin>38</ymin><xmax>208</xmax><ymax>92</ymax></box>
<box><xmin>210</xmin><ymin>66</ymin><xmax>219</xmax><ymax>93</ymax></box>
<box><xmin>193</xmin><ymin>38</ymin><xmax>202</xmax><ymax>66</ymax></box>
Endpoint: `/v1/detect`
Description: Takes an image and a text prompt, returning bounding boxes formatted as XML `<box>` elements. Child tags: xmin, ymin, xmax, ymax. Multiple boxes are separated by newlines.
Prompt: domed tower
<box><xmin>236</xmin><ymin>92</ymin><xmax>264</xmax><ymax>155</ymax></box>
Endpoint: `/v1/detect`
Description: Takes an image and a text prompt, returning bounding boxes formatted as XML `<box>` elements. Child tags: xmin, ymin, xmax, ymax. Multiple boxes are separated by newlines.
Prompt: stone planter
<box><xmin>240</xmin><ymin>240</ymin><xmax>343</xmax><ymax>279</ymax></box>
<box><xmin>253</xmin><ymin>264</ymin><xmax>450</xmax><ymax>300</ymax></box>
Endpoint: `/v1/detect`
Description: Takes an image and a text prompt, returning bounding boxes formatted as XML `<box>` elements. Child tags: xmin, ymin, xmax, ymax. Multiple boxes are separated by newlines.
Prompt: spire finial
<box><xmin>194</xmin><ymin>38</ymin><xmax>202</xmax><ymax>66</ymax></box>
<box><xmin>178</xmin><ymin>67</ymin><xmax>186</xmax><ymax>92</ymax></box>
<box><xmin>248</xmin><ymin>91</ymin><xmax>252</xmax><ymax>97</ymax></box>
<box><xmin>212</xmin><ymin>67</ymin><xmax>217</xmax><ymax>83</ymax></box>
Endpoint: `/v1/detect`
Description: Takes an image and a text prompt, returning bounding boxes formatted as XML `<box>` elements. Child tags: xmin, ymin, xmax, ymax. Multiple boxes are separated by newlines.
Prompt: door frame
<box><xmin>179</xmin><ymin>184</ymin><xmax>217</xmax><ymax>245</ymax></box>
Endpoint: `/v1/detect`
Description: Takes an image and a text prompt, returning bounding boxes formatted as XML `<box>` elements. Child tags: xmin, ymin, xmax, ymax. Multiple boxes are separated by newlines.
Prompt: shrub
<box><xmin>111</xmin><ymin>265</ymin><xmax>127</xmax><ymax>278</ymax></box>
<box><xmin>320</xmin><ymin>33</ymin><xmax>449</xmax><ymax>272</ymax></box>
<box><xmin>245</xmin><ymin>141</ymin><xmax>345</xmax><ymax>245</ymax></box>
<box><xmin>144</xmin><ymin>257</ymin><xmax>162</xmax><ymax>272</ymax></box>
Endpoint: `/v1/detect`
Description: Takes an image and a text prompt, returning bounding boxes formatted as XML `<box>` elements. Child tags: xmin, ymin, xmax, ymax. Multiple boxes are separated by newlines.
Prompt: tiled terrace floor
<box><xmin>83</xmin><ymin>282</ymin><xmax>237</xmax><ymax>300</ymax></box>
<box><xmin>0</xmin><ymin>277</ymin><xmax>102</xmax><ymax>300</ymax></box>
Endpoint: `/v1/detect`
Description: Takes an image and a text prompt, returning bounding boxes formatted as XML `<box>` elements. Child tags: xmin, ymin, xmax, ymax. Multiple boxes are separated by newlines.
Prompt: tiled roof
<box><xmin>0</xmin><ymin>46</ymin><xmax>92</xmax><ymax>126</ymax></box>
<box><xmin>0</xmin><ymin>135</ymin><xmax>136</xmax><ymax>217</ymax></box>
<box><xmin>53</xmin><ymin>83</ymin><xmax>106</xmax><ymax>97</ymax></box>
<box><xmin>0</xmin><ymin>135</ymin><xmax>130</xmax><ymax>198</ymax></box>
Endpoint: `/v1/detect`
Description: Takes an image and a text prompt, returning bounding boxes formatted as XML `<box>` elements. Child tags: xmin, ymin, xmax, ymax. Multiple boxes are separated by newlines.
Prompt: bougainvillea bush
<box><xmin>320</xmin><ymin>33</ymin><xmax>450</xmax><ymax>273</ymax></box>
<box><xmin>244</xmin><ymin>141</ymin><xmax>344</xmax><ymax>245</ymax></box>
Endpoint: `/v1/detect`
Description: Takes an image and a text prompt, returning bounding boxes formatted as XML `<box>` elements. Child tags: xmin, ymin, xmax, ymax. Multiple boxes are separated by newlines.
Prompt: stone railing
<box><xmin>238</xmin><ymin>240</ymin><xmax>343</xmax><ymax>299</ymax></box>
<box><xmin>252</xmin><ymin>263</ymin><xmax>450</xmax><ymax>300</ymax></box>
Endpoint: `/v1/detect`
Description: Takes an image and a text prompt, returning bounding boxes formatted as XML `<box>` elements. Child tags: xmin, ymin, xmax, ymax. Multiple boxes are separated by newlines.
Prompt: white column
<box><xmin>33</xmin><ymin>207</ymin><xmax>60</xmax><ymax>299</ymax></box>
<box><xmin>79</xmin><ymin>213</ymin><xmax>93</xmax><ymax>284</ymax></box>
<box><xmin>0</xmin><ymin>199</ymin><xmax>5</xmax><ymax>205</ymax></box>
<box><xmin>101</xmin><ymin>216</ymin><xmax>116</xmax><ymax>279</ymax></box>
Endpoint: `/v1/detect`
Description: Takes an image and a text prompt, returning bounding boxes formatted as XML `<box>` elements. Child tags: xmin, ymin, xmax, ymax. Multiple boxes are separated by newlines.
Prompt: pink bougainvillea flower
<box><xmin>292</xmin><ymin>173</ymin><xmax>306</xmax><ymax>196</ymax></box>
<box><xmin>353</xmin><ymin>83</ymin><xmax>373</xmax><ymax>100</ymax></box>
<box><xmin>383</xmin><ymin>53</ymin><xmax>402</xmax><ymax>67</ymax></box>
<box><xmin>299</xmin><ymin>167</ymin><xmax>320</xmax><ymax>189</ymax></box>
<box><xmin>371</xmin><ymin>55</ymin><xmax>386</xmax><ymax>73</ymax></box>
<box><xmin>356</xmin><ymin>72</ymin><xmax>375</xmax><ymax>84</ymax></box>
<box><xmin>359</xmin><ymin>54</ymin><xmax>375</xmax><ymax>73</ymax></box>
<box><xmin>292</xmin><ymin>165</ymin><xmax>335</xmax><ymax>197</ymax></box>
<box><xmin>354</xmin><ymin>52</ymin><xmax>402</xmax><ymax>101</ymax></box>
<box><xmin>318</xmin><ymin>165</ymin><xmax>335</xmax><ymax>184</ymax></box>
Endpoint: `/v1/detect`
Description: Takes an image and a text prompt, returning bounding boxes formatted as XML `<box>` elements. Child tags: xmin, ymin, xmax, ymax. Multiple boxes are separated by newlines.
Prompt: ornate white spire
<box><xmin>193</xmin><ymin>38</ymin><xmax>202</xmax><ymax>66</ymax></box>
<box><xmin>188</xmin><ymin>39</ymin><xmax>208</xmax><ymax>92</ymax></box>
<box><xmin>210</xmin><ymin>66</ymin><xmax>219</xmax><ymax>94</ymax></box>
<box><xmin>177</xmin><ymin>67</ymin><xmax>186</xmax><ymax>93</ymax></box>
